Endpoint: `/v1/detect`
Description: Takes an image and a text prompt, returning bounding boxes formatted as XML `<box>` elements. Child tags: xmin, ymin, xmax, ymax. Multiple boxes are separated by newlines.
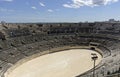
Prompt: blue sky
<box><xmin>0</xmin><ymin>0</ymin><xmax>120</xmax><ymax>22</ymax></box>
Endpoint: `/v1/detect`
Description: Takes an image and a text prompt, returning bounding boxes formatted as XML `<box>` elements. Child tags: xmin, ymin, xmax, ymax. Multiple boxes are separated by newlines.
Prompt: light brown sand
<box><xmin>5</xmin><ymin>49</ymin><xmax>102</xmax><ymax>77</ymax></box>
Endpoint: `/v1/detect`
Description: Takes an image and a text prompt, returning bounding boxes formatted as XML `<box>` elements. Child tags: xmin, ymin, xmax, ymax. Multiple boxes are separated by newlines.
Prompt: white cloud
<box><xmin>63</xmin><ymin>4</ymin><xmax>80</xmax><ymax>8</ymax></box>
<box><xmin>0</xmin><ymin>0</ymin><xmax>13</xmax><ymax>2</ymax></box>
<box><xmin>48</xmin><ymin>9</ymin><xmax>53</xmax><ymax>12</ymax></box>
<box><xmin>39</xmin><ymin>2</ymin><xmax>45</xmax><ymax>7</ymax></box>
<box><xmin>0</xmin><ymin>8</ymin><xmax>14</xmax><ymax>12</ymax></box>
<box><xmin>63</xmin><ymin>0</ymin><xmax>119</xmax><ymax>8</ymax></box>
<box><xmin>31</xmin><ymin>6</ymin><xmax>37</xmax><ymax>10</ymax></box>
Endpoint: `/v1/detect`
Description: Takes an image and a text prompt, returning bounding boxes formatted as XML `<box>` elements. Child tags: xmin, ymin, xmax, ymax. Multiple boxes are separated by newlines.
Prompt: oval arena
<box><xmin>5</xmin><ymin>49</ymin><xmax>102</xmax><ymax>77</ymax></box>
<box><xmin>0</xmin><ymin>22</ymin><xmax>120</xmax><ymax>77</ymax></box>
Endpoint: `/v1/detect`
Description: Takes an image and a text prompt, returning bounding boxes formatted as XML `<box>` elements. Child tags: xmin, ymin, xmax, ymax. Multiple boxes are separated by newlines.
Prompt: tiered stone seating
<box><xmin>0</xmin><ymin>22</ymin><xmax>120</xmax><ymax>77</ymax></box>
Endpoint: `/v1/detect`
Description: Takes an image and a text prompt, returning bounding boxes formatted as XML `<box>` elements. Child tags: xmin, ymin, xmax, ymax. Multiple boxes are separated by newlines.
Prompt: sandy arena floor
<box><xmin>5</xmin><ymin>49</ymin><xmax>102</xmax><ymax>77</ymax></box>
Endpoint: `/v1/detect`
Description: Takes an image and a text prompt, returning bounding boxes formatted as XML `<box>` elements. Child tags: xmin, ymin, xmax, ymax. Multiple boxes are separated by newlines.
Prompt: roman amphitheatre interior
<box><xmin>0</xmin><ymin>21</ymin><xmax>120</xmax><ymax>77</ymax></box>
